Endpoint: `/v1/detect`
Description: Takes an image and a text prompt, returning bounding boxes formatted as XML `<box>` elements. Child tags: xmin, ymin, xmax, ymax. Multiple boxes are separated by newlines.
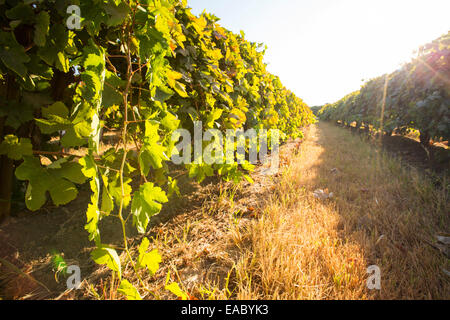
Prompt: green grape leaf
<box><xmin>139</xmin><ymin>121</ymin><xmax>167</xmax><ymax>174</ymax></box>
<box><xmin>36</xmin><ymin>25</ymin><xmax>68</xmax><ymax>72</ymax></box>
<box><xmin>139</xmin><ymin>145</ymin><xmax>166</xmax><ymax>174</ymax></box>
<box><xmin>161</xmin><ymin>112</ymin><xmax>180</xmax><ymax>131</ymax></box>
<box><xmin>80</xmin><ymin>156</ymin><xmax>101</xmax><ymax>243</ymax></box>
<box><xmin>15</xmin><ymin>156</ymin><xmax>87</xmax><ymax>211</ymax></box>
<box><xmin>108</xmin><ymin>175</ymin><xmax>132</xmax><ymax>208</ymax></box>
<box><xmin>37</xmin><ymin>45</ymin><xmax>59</xmax><ymax>66</ymax></box>
<box><xmin>91</xmin><ymin>247</ymin><xmax>121</xmax><ymax>278</ymax></box>
<box><xmin>102</xmin><ymin>85</ymin><xmax>122</xmax><ymax>108</ymax></box>
<box><xmin>43</xmin><ymin>101</ymin><xmax>69</xmax><ymax>118</ymax></box>
<box><xmin>35</xmin><ymin>102</ymin><xmax>71</xmax><ymax>133</ymax></box>
<box><xmin>137</xmin><ymin>237</ymin><xmax>162</xmax><ymax>276</ymax></box>
<box><xmin>166</xmin><ymin>70</ymin><xmax>183</xmax><ymax>88</ymax></box>
<box><xmin>56</xmin><ymin>51</ymin><xmax>69</xmax><ymax>73</ymax></box>
<box><xmin>167</xmin><ymin>177</ymin><xmax>181</xmax><ymax>198</ymax></box>
<box><xmin>0</xmin><ymin>32</ymin><xmax>30</xmax><ymax>78</ymax></box>
<box><xmin>243</xmin><ymin>174</ymin><xmax>254</xmax><ymax>184</ymax></box>
<box><xmin>188</xmin><ymin>163</ymin><xmax>215</xmax><ymax>183</ymax></box>
<box><xmin>0</xmin><ymin>135</ymin><xmax>32</xmax><ymax>160</ymax></box>
<box><xmin>80</xmin><ymin>70</ymin><xmax>103</xmax><ymax>101</ymax></box>
<box><xmin>173</xmin><ymin>81</ymin><xmax>189</xmax><ymax>98</ymax></box>
<box><xmin>190</xmin><ymin>15</ymin><xmax>207</xmax><ymax>35</ymax></box>
<box><xmin>153</xmin><ymin>86</ymin><xmax>174</xmax><ymax>103</ymax></box>
<box><xmin>102</xmin><ymin>82</ymin><xmax>121</xmax><ymax>116</ymax></box>
<box><xmin>34</xmin><ymin>11</ymin><xmax>50</xmax><ymax>47</ymax></box>
<box><xmin>85</xmin><ymin>203</ymin><xmax>101</xmax><ymax>242</ymax></box>
<box><xmin>100</xmin><ymin>177</ymin><xmax>114</xmax><ymax>214</ymax></box>
<box><xmin>206</xmin><ymin>108</ymin><xmax>223</xmax><ymax>129</ymax></box>
<box><xmin>140</xmin><ymin>249</ymin><xmax>162</xmax><ymax>276</ymax></box>
<box><xmin>166</xmin><ymin>70</ymin><xmax>188</xmax><ymax>98</ymax></box>
<box><xmin>131</xmin><ymin>183</ymin><xmax>168</xmax><ymax>234</ymax></box>
<box><xmin>5</xmin><ymin>3</ymin><xmax>33</xmax><ymax>22</ymax></box>
<box><xmin>118</xmin><ymin>279</ymin><xmax>142</xmax><ymax>300</ymax></box>
<box><xmin>0</xmin><ymin>100</ymin><xmax>34</xmax><ymax>129</ymax></box>
<box><xmin>39</xmin><ymin>47</ymin><xmax>69</xmax><ymax>72</ymax></box>
<box><xmin>165</xmin><ymin>282</ymin><xmax>188</xmax><ymax>300</ymax></box>
<box><xmin>241</xmin><ymin>161</ymin><xmax>255</xmax><ymax>172</ymax></box>
<box><xmin>36</xmin><ymin>102</ymin><xmax>92</xmax><ymax>147</ymax></box>
<box><xmin>103</xmin><ymin>1</ymin><xmax>130</xmax><ymax>27</ymax></box>
<box><xmin>228</xmin><ymin>108</ymin><xmax>247</xmax><ymax>128</ymax></box>
<box><xmin>79</xmin><ymin>155</ymin><xmax>97</xmax><ymax>179</ymax></box>
<box><xmin>57</xmin><ymin>162</ymin><xmax>88</xmax><ymax>184</ymax></box>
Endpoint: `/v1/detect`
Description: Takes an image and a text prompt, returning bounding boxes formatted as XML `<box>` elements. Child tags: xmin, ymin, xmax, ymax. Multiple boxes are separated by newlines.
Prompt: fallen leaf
<box><xmin>442</xmin><ymin>268</ymin><xmax>450</xmax><ymax>277</ymax></box>
<box><xmin>436</xmin><ymin>235</ymin><xmax>450</xmax><ymax>246</ymax></box>
<box><xmin>375</xmin><ymin>235</ymin><xmax>385</xmax><ymax>245</ymax></box>
<box><xmin>313</xmin><ymin>189</ymin><xmax>334</xmax><ymax>200</ymax></box>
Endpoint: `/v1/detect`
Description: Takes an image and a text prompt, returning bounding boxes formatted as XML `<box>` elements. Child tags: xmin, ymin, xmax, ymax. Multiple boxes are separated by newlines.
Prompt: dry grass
<box><xmin>223</xmin><ymin>123</ymin><xmax>449</xmax><ymax>299</ymax></box>
<box><xmin>61</xmin><ymin>122</ymin><xmax>449</xmax><ymax>300</ymax></box>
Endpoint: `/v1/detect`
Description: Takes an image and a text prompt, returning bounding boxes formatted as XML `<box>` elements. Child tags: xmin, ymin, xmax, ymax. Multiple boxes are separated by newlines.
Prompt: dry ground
<box><xmin>0</xmin><ymin>122</ymin><xmax>448</xmax><ymax>300</ymax></box>
<box><xmin>222</xmin><ymin>123</ymin><xmax>449</xmax><ymax>299</ymax></box>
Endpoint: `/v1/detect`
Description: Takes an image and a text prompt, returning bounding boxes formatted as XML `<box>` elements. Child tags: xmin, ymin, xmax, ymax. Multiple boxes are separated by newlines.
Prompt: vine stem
<box><xmin>33</xmin><ymin>150</ymin><xmax>83</xmax><ymax>158</ymax></box>
<box><xmin>33</xmin><ymin>150</ymin><xmax>102</xmax><ymax>162</ymax></box>
<box><xmin>114</xmin><ymin>8</ymin><xmax>154</xmax><ymax>296</ymax></box>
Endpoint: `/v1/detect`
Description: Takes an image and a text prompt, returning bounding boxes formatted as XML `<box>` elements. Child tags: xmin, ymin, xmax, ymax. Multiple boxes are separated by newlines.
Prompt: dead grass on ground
<box><xmin>72</xmin><ymin>123</ymin><xmax>449</xmax><ymax>300</ymax></box>
<box><xmin>3</xmin><ymin>123</ymin><xmax>448</xmax><ymax>300</ymax></box>
<box><xmin>220</xmin><ymin>123</ymin><xmax>449</xmax><ymax>299</ymax></box>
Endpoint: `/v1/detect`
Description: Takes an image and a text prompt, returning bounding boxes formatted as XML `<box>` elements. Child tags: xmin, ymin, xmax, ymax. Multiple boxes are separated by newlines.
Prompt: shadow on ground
<box><xmin>0</xmin><ymin>164</ymin><xmax>210</xmax><ymax>299</ymax></box>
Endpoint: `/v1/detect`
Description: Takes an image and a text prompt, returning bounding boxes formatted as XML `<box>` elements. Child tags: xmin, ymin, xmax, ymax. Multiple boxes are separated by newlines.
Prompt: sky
<box><xmin>188</xmin><ymin>0</ymin><xmax>450</xmax><ymax>106</ymax></box>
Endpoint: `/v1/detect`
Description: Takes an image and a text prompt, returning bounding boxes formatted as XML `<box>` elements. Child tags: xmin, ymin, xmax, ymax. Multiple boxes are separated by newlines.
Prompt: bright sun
<box><xmin>260</xmin><ymin>0</ymin><xmax>450</xmax><ymax>105</ymax></box>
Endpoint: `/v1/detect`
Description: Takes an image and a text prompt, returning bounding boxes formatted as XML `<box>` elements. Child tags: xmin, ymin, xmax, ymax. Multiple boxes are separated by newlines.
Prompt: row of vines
<box><xmin>318</xmin><ymin>32</ymin><xmax>449</xmax><ymax>145</ymax></box>
<box><xmin>0</xmin><ymin>0</ymin><xmax>315</xmax><ymax>298</ymax></box>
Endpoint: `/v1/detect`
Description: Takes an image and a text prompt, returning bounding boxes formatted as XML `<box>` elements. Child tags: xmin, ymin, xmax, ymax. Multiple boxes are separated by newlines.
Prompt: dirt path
<box><xmin>221</xmin><ymin>123</ymin><xmax>449</xmax><ymax>299</ymax></box>
<box><xmin>1</xmin><ymin>123</ymin><xmax>448</xmax><ymax>300</ymax></box>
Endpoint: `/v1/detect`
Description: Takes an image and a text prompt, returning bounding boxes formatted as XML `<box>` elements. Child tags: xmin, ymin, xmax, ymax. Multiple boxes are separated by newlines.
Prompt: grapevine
<box><xmin>0</xmin><ymin>0</ymin><xmax>315</xmax><ymax>299</ymax></box>
<box><xmin>318</xmin><ymin>32</ymin><xmax>449</xmax><ymax>145</ymax></box>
